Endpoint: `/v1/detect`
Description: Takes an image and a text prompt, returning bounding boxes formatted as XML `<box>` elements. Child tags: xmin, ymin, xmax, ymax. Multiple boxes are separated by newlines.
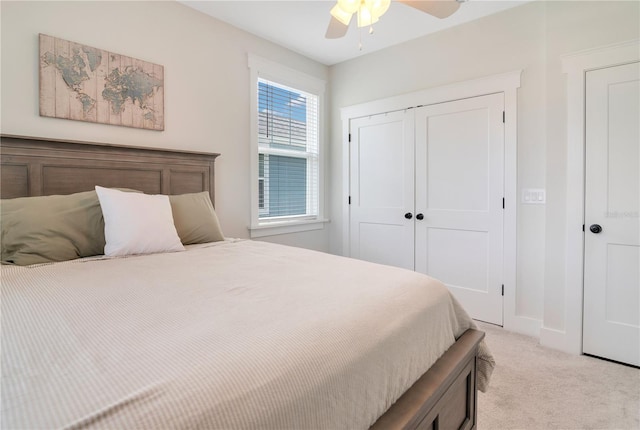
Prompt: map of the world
<box><xmin>39</xmin><ymin>34</ymin><xmax>164</xmax><ymax>130</ymax></box>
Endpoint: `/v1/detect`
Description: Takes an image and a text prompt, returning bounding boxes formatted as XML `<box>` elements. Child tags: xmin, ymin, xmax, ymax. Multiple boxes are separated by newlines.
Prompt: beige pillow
<box><xmin>169</xmin><ymin>192</ymin><xmax>224</xmax><ymax>245</ymax></box>
<box><xmin>1</xmin><ymin>191</ymin><xmax>106</xmax><ymax>265</ymax></box>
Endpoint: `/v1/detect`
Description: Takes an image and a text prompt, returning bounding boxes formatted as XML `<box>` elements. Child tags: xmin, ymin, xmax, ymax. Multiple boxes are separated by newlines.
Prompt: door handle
<box><xmin>416</xmin><ymin>213</ymin><xmax>424</xmax><ymax>220</ymax></box>
<box><xmin>589</xmin><ymin>224</ymin><xmax>602</xmax><ymax>234</ymax></box>
<box><xmin>404</xmin><ymin>212</ymin><xmax>413</xmax><ymax>220</ymax></box>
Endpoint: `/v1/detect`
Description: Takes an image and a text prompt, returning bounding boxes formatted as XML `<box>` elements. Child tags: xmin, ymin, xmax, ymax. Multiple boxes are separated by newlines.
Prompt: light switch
<box><xmin>522</xmin><ymin>189</ymin><xmax>545</xmax><ymax>205</ymax></box>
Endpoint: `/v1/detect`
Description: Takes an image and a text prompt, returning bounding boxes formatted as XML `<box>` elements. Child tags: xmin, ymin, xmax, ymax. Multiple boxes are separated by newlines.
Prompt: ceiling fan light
<box><xmin>364</xmin><ymin>0</ymin><xmax>390</xmax><ymax>17</ymax></box>
<box><xmin>356</xmin><ymin>6</ymin><xmax>379</xmax><ymax>27</ymax></box>
<box><xmin>330</xmin><ymin>4</ymin><xmax>354</xmax><ymax>26</ymax></box>
<box><xmin>356</xmin><ymin>0</ymin><xmax>389</xmax><ymax>27</ymax></box>
<box><xmin>337</xmin><ymin>0</ymin><xmax>361</xmax><ymax>14</ymax></box>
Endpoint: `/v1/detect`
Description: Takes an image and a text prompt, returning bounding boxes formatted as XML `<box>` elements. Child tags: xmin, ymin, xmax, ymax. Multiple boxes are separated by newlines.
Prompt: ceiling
<box><xmin>179</xmin><ymin>0</ymin><xmax>529</xmax><ymax>66</ymax></box>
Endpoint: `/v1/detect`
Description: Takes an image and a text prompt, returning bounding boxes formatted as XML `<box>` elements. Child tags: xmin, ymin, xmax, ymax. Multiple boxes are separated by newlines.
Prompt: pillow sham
<box><xmin>1</xmin><ymin>190</ymin><xmax>106</xmax><ymax>266</ymax></box>
<box><xmin>95</xmin><ymin>186</ymin><xmax>185</xmax><ymax>257</ymax></box>
<box><xmin>168</xmin><ymin>192</ymin><xmax>224</xmax><ymax>245</ymax></box>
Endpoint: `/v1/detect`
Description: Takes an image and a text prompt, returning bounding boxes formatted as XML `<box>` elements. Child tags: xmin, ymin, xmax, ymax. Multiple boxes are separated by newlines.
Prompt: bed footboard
<box><xmin>371</xmin><ymin>329</ymin><xmax>484</xmax><ymax>430</ymax></box>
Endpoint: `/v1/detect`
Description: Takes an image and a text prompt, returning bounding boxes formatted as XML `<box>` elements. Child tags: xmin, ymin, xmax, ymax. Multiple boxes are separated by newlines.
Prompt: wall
<box><xmin>0</xmin><ymin>0</ymin><xmax>330</xmax><ymax>252</ymax></box>
<box><xmin>328</xmin><ymin>1</ymin><xmax>639</xmax><ymax>341</ymax></box>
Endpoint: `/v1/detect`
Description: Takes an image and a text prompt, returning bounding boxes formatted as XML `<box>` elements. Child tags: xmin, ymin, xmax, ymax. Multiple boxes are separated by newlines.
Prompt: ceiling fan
<box><xmin>326</xmin><ymin>0</ymin><xmax>463</xmax><ymax>39</ymax></box>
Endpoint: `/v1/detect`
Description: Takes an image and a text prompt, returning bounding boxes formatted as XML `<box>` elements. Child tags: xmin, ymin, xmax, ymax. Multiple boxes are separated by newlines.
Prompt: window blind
<box><xmin>257</xmin><ymin>78</ymin><xmax>319</xmax><ymax>219</ymax></box>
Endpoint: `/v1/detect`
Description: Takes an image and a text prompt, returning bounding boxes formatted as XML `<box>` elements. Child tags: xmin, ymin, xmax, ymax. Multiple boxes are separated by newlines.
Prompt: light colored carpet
<box><xmin>476</xmin><ymin>321</ymin><xmax>640</xmax><ymax>430</ymax></box>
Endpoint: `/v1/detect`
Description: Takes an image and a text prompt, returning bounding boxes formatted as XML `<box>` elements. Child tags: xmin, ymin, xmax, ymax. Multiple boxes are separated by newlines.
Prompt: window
<box><xmin>249</xmin><ymin>55</ymin><xmax>326</xmax><ymax>237</ymax></box>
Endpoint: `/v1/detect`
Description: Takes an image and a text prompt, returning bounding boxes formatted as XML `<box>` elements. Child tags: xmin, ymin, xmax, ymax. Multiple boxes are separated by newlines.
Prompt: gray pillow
<box><xmin>1</xmin><ymin>191</ymin><xmax>106</xmax><ymax>265</ymax></box>
<box><xmin>169</xmin><ymin>192</ymin><xmax>224</xmax><ymax>245</ymax></box>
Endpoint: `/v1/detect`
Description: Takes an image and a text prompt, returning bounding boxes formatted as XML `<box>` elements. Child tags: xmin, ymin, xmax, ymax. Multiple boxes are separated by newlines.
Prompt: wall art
<box><xmin>39</xmin><ymin>34</ymin><xmax>164</xmax><ymax>130</ymax></box>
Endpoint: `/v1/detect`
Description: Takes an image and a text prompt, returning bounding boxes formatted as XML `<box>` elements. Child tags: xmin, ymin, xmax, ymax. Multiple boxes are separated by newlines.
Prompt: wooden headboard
<box><xmin>0</xmin><ymin>135</ymin><xmax>220</xmax><ymax>203</ymax></box>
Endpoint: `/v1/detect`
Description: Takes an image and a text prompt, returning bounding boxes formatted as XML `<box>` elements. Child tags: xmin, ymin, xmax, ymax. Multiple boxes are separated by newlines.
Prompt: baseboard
<box><xmin>540</xmin><ymin>326</ymin><xmax>582</xmax><ymax>355</ymax></box>
<box><xmin>503</xmin><ymin>314</ymin><xmax>542</xmax><ymax>338</ymax></box>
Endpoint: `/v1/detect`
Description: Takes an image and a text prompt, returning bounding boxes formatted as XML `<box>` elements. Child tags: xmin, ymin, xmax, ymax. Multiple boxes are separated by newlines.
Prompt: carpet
<box><xmin>476</xmin><ymin>321</ymin><xmax>640</xmax><ymax>430</ymax></box>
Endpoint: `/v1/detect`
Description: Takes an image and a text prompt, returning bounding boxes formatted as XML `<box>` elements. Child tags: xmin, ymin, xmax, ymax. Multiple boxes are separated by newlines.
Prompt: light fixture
<box><xmin>325</xmin><ymin>0</ymin><xmax>462</xmax><ymax>41</ymax></box>
<box><xmin>330</xmin><ymin>0</ymin><xmax>391</xmax><ymax>30</ymax></box>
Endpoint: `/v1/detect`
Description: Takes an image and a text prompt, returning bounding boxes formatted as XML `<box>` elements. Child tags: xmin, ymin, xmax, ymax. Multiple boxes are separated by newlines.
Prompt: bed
<box><xmin>0</xmin><ymin>135</ymin><xmax>494</xmax><ymax>430</ymax></box>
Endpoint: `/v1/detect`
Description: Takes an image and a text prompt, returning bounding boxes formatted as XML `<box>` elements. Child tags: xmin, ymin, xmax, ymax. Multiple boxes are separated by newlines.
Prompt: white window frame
<box><xmin>248</xmin><ymin>54</ymin><xmax>327</xmax><ymax>238</ymax></box>
<box><xmin>258</xmin><ymin>153</ymin><xmax>269</xmax><ymax>216</ymax></box>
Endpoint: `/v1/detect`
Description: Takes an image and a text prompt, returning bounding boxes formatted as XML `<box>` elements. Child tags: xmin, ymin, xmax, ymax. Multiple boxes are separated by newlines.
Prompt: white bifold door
<box><xmin>583</xmin><ymin>62</ymin><xmax>640</xmax><ymax>367</ymax></box>
<box><xmin>414</xmin><ymin>94</ymin><xmax>504</xmax><ymax>325</ymax></box>
<box><xmin>349</xmin><ymin>110</ymin><xmax>415</xmax><ymax>270</ymax></box>
<box><xmin>349</xmin><ymin>93</ymin><xmax>505</xmax><ymax>325</ymax></box>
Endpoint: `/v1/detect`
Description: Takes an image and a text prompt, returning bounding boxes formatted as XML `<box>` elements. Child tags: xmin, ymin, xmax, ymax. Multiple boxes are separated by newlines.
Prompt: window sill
<box><xmin>249</xmin><ymin>218</ymin><xmax>329</xmax><ymax>238</ymax></box>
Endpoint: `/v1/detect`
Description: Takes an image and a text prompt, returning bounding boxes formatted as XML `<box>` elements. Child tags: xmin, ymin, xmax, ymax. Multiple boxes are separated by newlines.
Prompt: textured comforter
<box><xmin>1</xmin><ymin>240</ymin><xmax>494</xmax><ymax>429</ymax></box>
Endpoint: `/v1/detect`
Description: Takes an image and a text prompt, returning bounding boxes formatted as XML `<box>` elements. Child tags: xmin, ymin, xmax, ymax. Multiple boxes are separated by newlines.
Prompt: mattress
<box><xmin>1</xmin><ymin>239</ymin><xmax>494</xmax><ymax>429</ymax></box>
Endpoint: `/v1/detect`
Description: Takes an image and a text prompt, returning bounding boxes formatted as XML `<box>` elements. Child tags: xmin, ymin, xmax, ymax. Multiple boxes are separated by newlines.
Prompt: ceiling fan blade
<box><xmin>398</xmin><ymin>0</ymin><xmax>461</xmax><ymax>19</ymax></box>
<box><xmin>325</xmin><ymin>15</ymin><xmax>349</xmax><ymax>39</ymax></box>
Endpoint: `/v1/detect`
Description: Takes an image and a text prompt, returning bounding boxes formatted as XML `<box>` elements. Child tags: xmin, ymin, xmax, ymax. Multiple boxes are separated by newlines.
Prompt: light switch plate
<box><xmin>522</xmin><ymin>188</ymin><xmax>546</xmax><ymax>204</ymax></box>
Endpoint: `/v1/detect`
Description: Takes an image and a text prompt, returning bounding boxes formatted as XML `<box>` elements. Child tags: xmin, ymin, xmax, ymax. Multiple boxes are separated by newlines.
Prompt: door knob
<box><xmin>404</xmin><ymin>212</ymin><xmax>413</xmax><ymax>220</ymax></box>
<box><xmin>416</xmin><ymin>213</ymin><xmax>424</xmax><ymax>220</ymax></box>
<box><xmin>589</xmin><ymin>224</ymin><xmax>602</xmax><ymax>234</ymax></box>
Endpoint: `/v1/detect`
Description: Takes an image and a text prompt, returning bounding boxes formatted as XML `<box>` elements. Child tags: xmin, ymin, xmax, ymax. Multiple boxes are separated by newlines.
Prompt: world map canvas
<box><xmin>39</xmin><ymin>34</ymin><xmax>164</xmax><ymax>130</ymax></box>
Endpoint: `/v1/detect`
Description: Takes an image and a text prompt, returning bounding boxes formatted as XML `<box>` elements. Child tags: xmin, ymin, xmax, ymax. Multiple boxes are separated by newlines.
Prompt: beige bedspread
<box><xmin>1</xmin><ymin>240</ymin><xmax>494</xmax><ymax>429</ymax></box>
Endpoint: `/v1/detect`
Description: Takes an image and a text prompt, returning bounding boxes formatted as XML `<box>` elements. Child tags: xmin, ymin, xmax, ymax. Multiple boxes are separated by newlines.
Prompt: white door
<box><xmin>583</xmin><ymin>62</ymin><xmax>640</xmax><ymax>367</ymax></box>
<box><xmin>414</xmin><ymin>94</ymin><xmax>505</xmax><ymax>325</ymax></box>
<box><xmin>349</xmin><ymin>110</ymin><xmax>415</xmax><ymax>270</ymax></box>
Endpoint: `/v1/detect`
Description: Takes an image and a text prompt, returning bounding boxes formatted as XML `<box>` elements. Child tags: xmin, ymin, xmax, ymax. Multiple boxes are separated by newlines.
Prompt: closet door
<box><xmin>583</xmin><ymin>62</ymin><xmax>639</xmax><ymax>366</ymax></box>
<box><xmin>414</xmin><ymin>94</ymin><xmax>504</xmax><ymax>325</ymax></box>
<box><xmin>349</xmin><ymin>110</ymin><xmax>415</xmax><ymax>270</ymax></box>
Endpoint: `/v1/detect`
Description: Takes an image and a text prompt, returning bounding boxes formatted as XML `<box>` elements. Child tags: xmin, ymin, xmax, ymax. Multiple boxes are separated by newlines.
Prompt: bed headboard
<box><xmin>0</xmin><ymin>135</ymin><xmax>220</xmax><ymax>203</ymax></box>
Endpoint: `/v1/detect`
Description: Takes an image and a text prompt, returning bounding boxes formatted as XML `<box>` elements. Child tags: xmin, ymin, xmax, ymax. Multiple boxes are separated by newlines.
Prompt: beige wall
<box><xmin>328</xmin><ymin>1</ymin><xmax>639</xmax><ymax>335</ymax></box>
<box><xmin>0</xmin><ymin>0</ymin><xmax>330</xmax><ymax>251</ymax></box>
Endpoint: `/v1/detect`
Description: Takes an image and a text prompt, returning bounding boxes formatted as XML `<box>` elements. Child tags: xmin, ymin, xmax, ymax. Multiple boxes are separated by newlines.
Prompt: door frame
<box><xmin>340</xmin><ymin>70</ymin><xmax>522</xmax><ymax>330</ymax></box>
<box><xmin>543</xmin><ymin>39</ymin><xmax>640</xmax><ymax>354</ymax></box>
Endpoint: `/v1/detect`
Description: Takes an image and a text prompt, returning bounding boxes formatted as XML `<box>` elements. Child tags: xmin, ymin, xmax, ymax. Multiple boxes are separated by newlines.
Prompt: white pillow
<box><xmin>95</xmin><ymin>186</ymin><xmax>185</xmax><ymax>257</ymax></box>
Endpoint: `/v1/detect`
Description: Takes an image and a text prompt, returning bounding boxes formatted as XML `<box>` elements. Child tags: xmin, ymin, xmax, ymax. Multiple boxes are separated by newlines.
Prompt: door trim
<box><xmin>542</xmin><ymin>39</ymin><xmax>640</xmax><ymax>354</ymax></box>
<box><xmin>340</xmin><ymin>70</ymin><xmax>522</xmax><ymax>331</ymax></box>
